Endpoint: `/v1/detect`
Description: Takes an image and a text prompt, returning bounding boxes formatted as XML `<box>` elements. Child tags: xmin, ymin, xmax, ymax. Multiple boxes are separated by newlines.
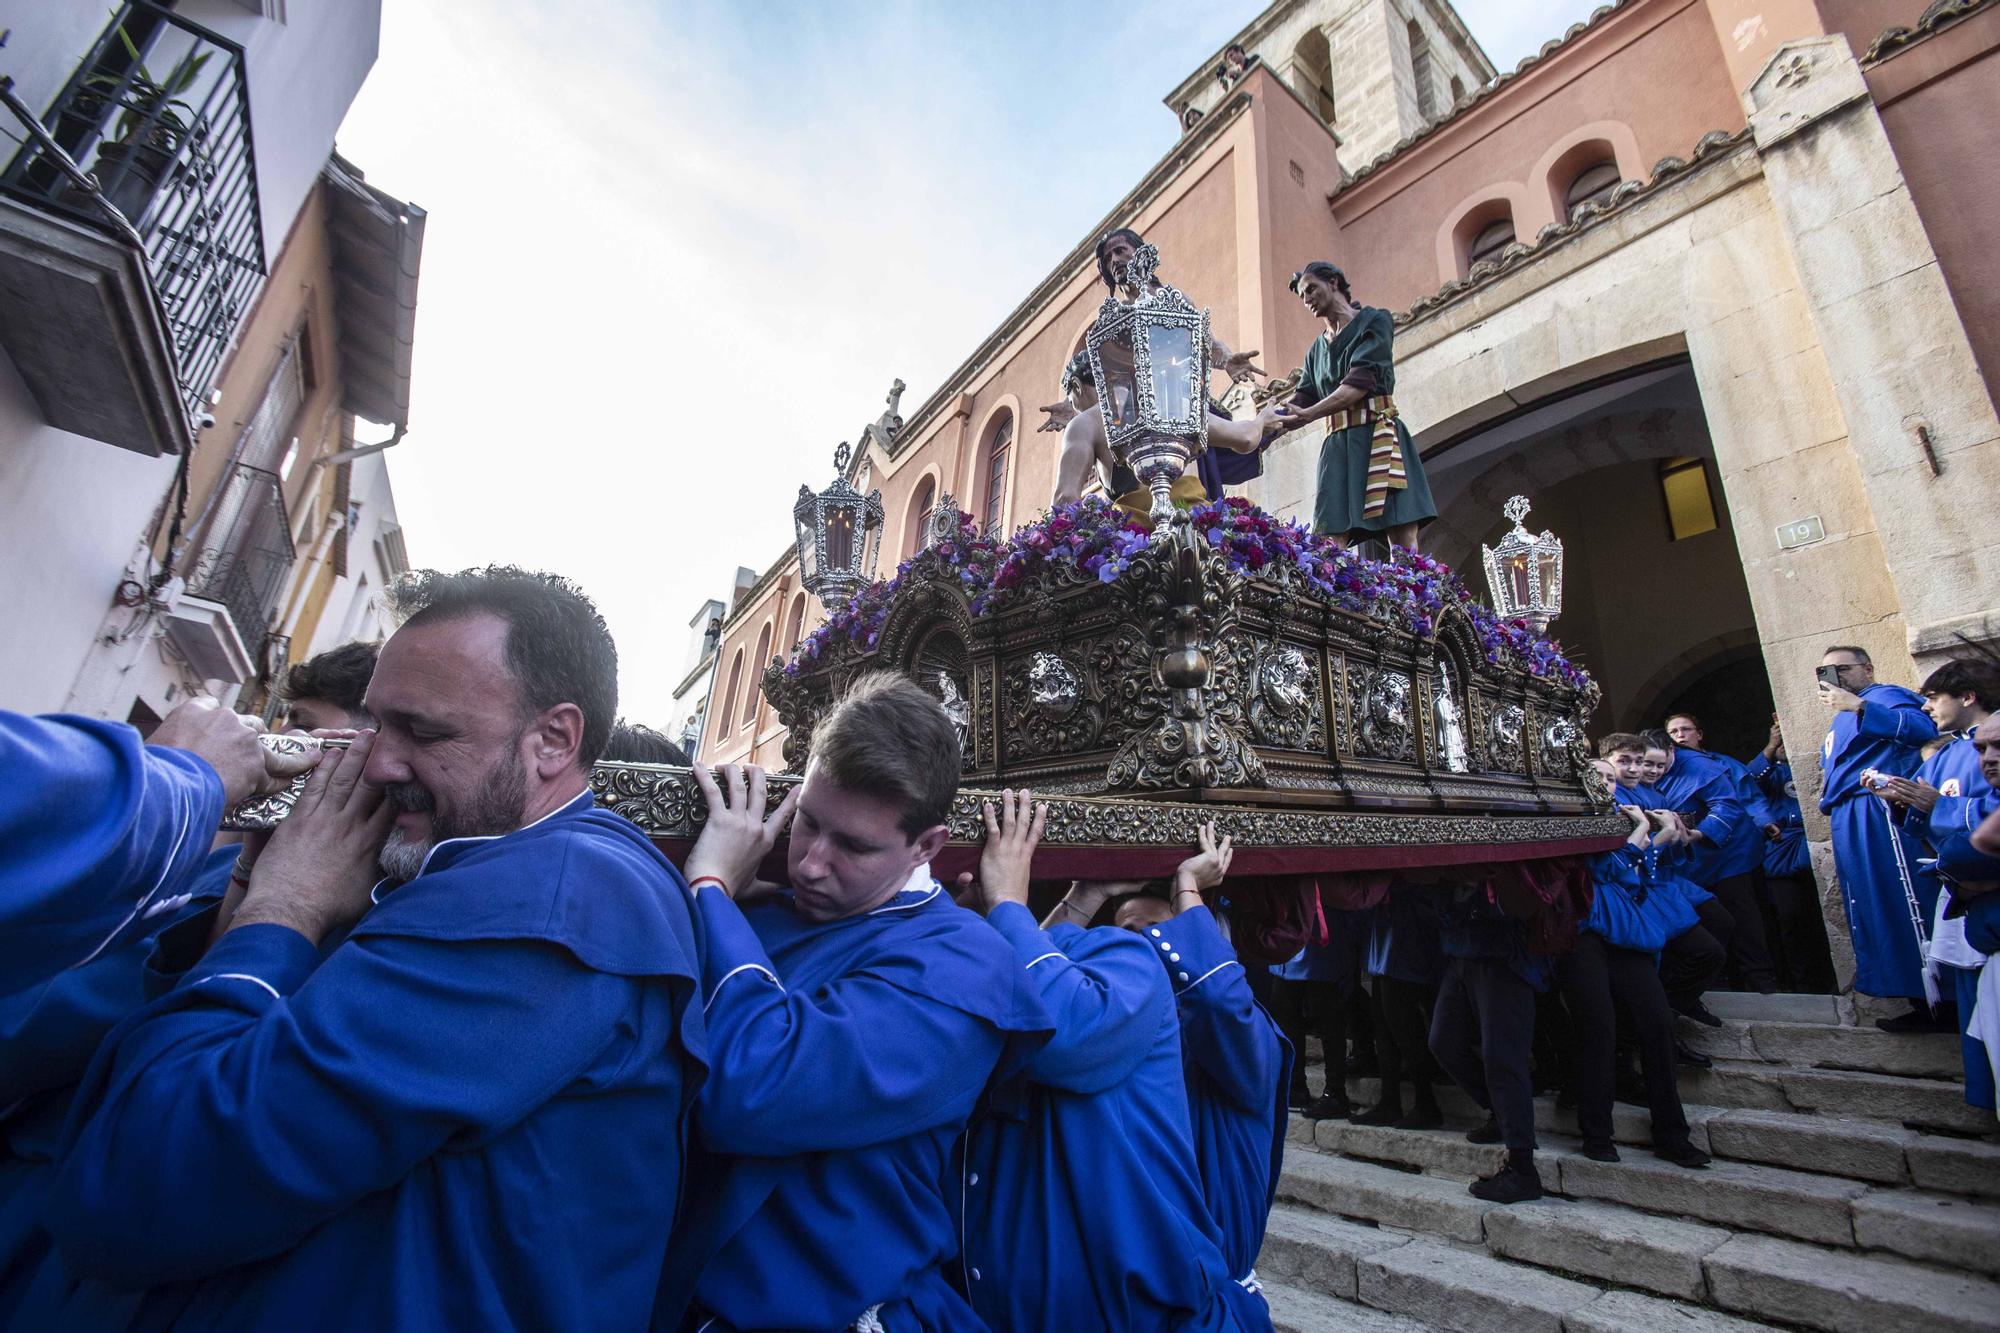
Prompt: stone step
<box><xmin>1260</xmin><ymin>1278</ymin><xmax>1439</xmax><ymax>1333</ymax></box>
<box><xmin>1257</xmin><ymin>1200</ymin><xmax>1415</xmax><ymax>1301</ymax></box>
<box><xmin>1313</xmin><ymin>1051</ymin><xmax>1988</xmax><ymax>1133</ymax></box>
<box><xmin>1288</xmin><ymin>1120</ymin><xmax>2000</xmax><ymax>1275</ymax></box>
<box><xmin>1703</xmin><ymin>1232</ymin><xmax>2000</xmax><ymax>1333</ymax></box>
<box><xmin>1679</xmin><ymin>1016</ymin><xmax>1963</xmax><ymax>1080</ymax></box>
<box><xmin>1564</xmin><ymin>1289</ymin><xmax>1790</xmax><ymax>1333</ymax></box>
<box><xmin>1700</xmin><ymin>990</ymin><xmax>1848</xmax><ymax>1024</ymax></box>
<box><xmin>1357</xmin><ymin>1238</ymin><xmax>1602</xmax><ymax>1333</ymax></box>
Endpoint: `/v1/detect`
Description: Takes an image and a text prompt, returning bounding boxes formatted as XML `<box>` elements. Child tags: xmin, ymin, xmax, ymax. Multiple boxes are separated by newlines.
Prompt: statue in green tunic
<box><xmin>1271</xmin><ymin>262</ymin><xmax>1438</xmax><ymax>552</ymax></box>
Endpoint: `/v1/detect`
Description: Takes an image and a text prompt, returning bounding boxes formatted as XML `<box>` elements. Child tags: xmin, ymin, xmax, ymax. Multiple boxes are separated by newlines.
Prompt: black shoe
<box><xmin>1466</xmin><ymin>1114</ymin><xmax>1502</xmax><ymax>1144</ymax></box>
<box><xmin>1302</xmin><ymin>1092</ymin><xmax>1352</xmax><ymax>1121</ymax></box>
<box><xmin>1875</xmin><ymin>1006</ymin><xmax>1954</xmax><ymax>1034</ymax></box>
<box><xmin>1682</xmin><ymin>1000</ymin><xmax>1724</xmax><ymax>1028</ymax></box>
<box><xmin>1351</xmin><ymin>1100</ymin><xmax>1402</xmax><ymax>1127</ymax></box>
<box><xmin>1674</xmin><ymin>1041</ymin><xmax>1714</xmax><ymax>1069</ymax></box>
<box><xmin>1580</xmin><ymin>1139</ymin><xmax>1620</xmax><ymax>1163</ymax></box>
<box><xmin>1468</xmin><ymin>1163</ymin><xmax>1545</xmax><ymax>1204</ymax></box>
<box><xmin>1396</xmin><ymin>1104</ymin><xmax>1444</xmax><ymax>1131</ymax></box>
<box><xmin>1654</xmin><ymin>1141</ymin><xmax>1712</xmax><ymax>1169</ymax></box>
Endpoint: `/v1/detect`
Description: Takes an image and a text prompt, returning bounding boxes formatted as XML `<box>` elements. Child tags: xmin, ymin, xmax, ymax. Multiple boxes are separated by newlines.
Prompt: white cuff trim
<box><xmin>1177</xmin><ymin>960</ymin><xmax>1239</xmax><ymax>994</ymax></box>
<box><xmin>1025</xmin><ymin>950</ymin><xmax>1065</xmax><ymax>970</ymax></box>
<box><xmin>199</xmin><ymin>972</ymin><xmax>281</xmax><ymax>1001</ymax></box>
<box><xmin>705</xmin><ymin>962</ymin><xmax>782</xmax><ymax>1014</ymax></box>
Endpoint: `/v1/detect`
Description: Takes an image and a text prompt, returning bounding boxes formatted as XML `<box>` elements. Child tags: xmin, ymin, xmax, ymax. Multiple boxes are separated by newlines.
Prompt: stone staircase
<box><xmin>1259</xmin><ymin>992</ymin><xmax>2000</xmax><ymax>1333</ymax></box>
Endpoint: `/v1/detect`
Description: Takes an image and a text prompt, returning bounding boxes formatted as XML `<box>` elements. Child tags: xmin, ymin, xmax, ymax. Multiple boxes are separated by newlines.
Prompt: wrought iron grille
<box><xmin>186</xmin><ymin>463</ymin><xmax>295</xmax><ymax>649</ymax></box>
<box><xmin>1</xmin><ymin>1</ymin><xmax>266</xmax><ymax>422</ymax></box>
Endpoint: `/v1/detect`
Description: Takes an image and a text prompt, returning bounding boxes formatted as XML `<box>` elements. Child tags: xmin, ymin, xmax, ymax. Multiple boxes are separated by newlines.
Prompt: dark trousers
<box><xmin>1558</xmin><ymin>934</ymin><xmax>1692</xmax><ymax>1149</ymax></box>
<box><xmin>1369</xmin><ymin>975</ymin><xmax>1440</xmax><ymax>1106</ymax></box>
<box><xmin>1660</xmin><ymin>901</ymin><xmax>1729</xmax><ymax>1013</ymax></box>
<box><xmin>1269</xmin><ymin>978</ymin><xmax>1368</xmax><ymax>1097</ymax></box>
<box><xmin>1708</xmin><ymin>872</ymin><xmax>1779</xmax><ymax>991</ymax></box>
<box><xmin>1765</xmin><ymin>872</ymin><xmax>1838</xmax><ymax>993</ymax></box>
<box><xmin>1429</xmin><ymin>956</ymin><xmax>1538</xmax><ymax>1155</ymax></box>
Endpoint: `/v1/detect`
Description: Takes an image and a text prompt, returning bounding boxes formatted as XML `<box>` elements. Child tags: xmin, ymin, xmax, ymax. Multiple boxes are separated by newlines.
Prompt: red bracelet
<box><xmin>688</xmin><ymin>875</ymin><xmax>727</xmax><ymax>895</ymax></box>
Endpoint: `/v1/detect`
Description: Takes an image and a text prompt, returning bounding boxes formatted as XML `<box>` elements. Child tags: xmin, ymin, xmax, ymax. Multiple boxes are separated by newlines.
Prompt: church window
<box><xmin>1659</xmin><ymin>457</ymin><xmax>1719</xmax><ymax>540</ymax></box>
<box><xmin>784</xmin><ymin>592</ymin><xmax>808</xmax><ymax>651</ymax></box>
<box><xmin>1566</xmin><ymin>162</ymin><xmax>1623</xmax><ymax>219</ymax></box>
<box><xmin>744</xmin><ymin>623</ymin><xmax>773</xmax><ymax>730</ymax></box>
<box><xmin>1408</xmin><ymin>20</ymin><xmax>1438</xmax><ymax>122</ymax></box>
<box><xmin>1466</xmin><ymin>218</ymin><xmax>1515</xmax><ymax>269</ymax></box>
<box><xmin>983</xmin><ymin>414</ymin><xmax>1013</xmax><ymax>538</ymax></box>
<box><xmin>1293</xmin><ymin>28</ymin><xmax>1336</xmax><ymax>126</ymax></box>
<box><xmin>719</xmin><ymin>650</ymin><xmax>743</xmax><ymax>747</ymax></box>
<box><xmin>910</xmin><ymin>478</ymin><xmax>936</xmax><ymax>556</ymax></box>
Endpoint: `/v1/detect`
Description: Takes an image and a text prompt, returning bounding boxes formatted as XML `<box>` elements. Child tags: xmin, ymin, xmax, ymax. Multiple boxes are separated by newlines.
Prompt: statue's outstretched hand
<box><xmin>1037</xmin><ymin>401</ymin><xmax>1079</xmax><ymax>433</ymax></box>
<box><xmin>1221</xmin><ymin>350</ymin><xmax>1267</xmax><ymax>383</ymax></box>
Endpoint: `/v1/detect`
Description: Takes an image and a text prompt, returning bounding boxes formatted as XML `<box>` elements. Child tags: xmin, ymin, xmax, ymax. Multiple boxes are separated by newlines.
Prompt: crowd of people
<box><xmin>4</xmin><ymin>563</ymin><xmax>1997</xmax><ymax>1330</ymax></box>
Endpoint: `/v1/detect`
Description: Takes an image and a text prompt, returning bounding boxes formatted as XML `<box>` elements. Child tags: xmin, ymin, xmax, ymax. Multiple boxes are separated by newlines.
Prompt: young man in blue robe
<box><xmin>35</xmin><ymin>567</ymin><xmax>709</xmax><ymax>1332</ymax></box>
<box><xmin>1877</xmin><ymin>662</ymin><xmax>1998</xmax><ymax>1054</ymax></box>
<box><xmin>1933</xmin><ymin>781</ymin><xmax>2000</xmax><ymax>1108</ymax></box>
<box><xmin>1817</xmin><ymin>645</ymin><xmax>1940</xmax><ymax>1021</ymax></box>
<box><xmin>1641</xmin><ymin>727</ymin><xmax>1775</xmax><ymax>994</ymax></box>
<box><xmin>1746</xmin><ymin>723</ymin><xmax>1835</xmax><ymax>991</ymax></box>
<box><xmin>656</xmin><ymin>672</ymin><xmax>1051</xmax><ymax>1331</ymax></box>
<box><xmin>1099</xmin><ymin>823</ymin><xmax>1293</xmax><ymax>1300</ymax></box>
<box><xmin>959</xmin><ymin>791</ymin><xmax>1268</xmax><ymax>1332</ymax></box>
<box><xmin>0</xmin><ymin>701</ymin><xmax>308</xmax><ymax>1321</ymax></box>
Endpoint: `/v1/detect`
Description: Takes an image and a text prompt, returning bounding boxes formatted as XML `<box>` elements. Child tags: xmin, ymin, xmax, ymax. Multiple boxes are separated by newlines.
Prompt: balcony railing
<box><xmin>186</xmin><ymin>463</ymin><xmax>295</xmax><ymax>649</ymax></box>
<box><xmin>1</xmin><ymin>1</ymin><xmax>266</xmax><ymax>421</ymax></box>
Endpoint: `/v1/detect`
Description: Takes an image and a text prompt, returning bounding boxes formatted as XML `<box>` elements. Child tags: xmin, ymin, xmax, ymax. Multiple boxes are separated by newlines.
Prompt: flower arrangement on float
<box><xmin>789</xmin><ymin>496</ymin><xmax>1590</xmax><ymax>692</ymax></box>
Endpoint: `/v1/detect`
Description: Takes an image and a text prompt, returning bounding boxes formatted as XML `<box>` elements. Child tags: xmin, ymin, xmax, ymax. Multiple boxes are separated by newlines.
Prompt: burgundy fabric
<box><xmin>1220</xmin><ymin>875</ymin><xmax>1325</xmax><ymax>967</ymax></box>
<box><xmin>1338</xmin><ymin>366</ymin><xmax>1380</xmax><ymax>395</ymax></box>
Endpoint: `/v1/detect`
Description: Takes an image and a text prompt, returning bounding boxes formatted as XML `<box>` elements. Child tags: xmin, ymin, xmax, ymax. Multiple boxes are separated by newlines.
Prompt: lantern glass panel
<box><xmin>1535</xmin><ymin>549</ymin><xmax>1561</xmax><ymax>611</ymax></box>
<box><xmin>795</xmin><ymin>511</ymin><xmax>820</xmax><ymax>582</ymax></box>
<box><xmin>1145</xmin><ymin>323</ymin><xmax>1199</xmax><ymax>424</ymax></box>
<box><xmin>1098</xmin><ymin>329</ymin><xmax>1141</xmax><ymax>433</ymax></box>
<box><xmin>824</xmin><ymin>506</ymin><xmax>855</xmax><ymax>573</ymax></box>
<box><xmin>1504</xmin><ymin>553</ymin><xmax>1531</xmax><ymax>612</ymax></box>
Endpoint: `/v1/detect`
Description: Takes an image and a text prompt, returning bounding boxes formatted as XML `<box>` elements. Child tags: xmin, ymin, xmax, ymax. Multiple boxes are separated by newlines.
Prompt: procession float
<box><xmin>234</xmin><ymin>244</ymin><xmax>1625</xmax><ymax>946</ymax></box>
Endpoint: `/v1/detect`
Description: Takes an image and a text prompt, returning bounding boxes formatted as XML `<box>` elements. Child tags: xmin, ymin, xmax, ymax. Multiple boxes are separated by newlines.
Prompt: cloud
<box><xmin>335</xmin><ymin>0</ymin><xmax>1599</xmax><ymax>724</ymax></box>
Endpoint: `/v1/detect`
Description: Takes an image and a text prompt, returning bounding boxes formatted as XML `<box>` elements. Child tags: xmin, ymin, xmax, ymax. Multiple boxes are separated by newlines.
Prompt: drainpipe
<box><xmin>313</xmin><ymin>423</ymin><xmax>405</xmax><ymax>469</ymax></box>
<box><xmin>276</xmin><ymin>511</ymin><xmax>345</xmax><ymax>648</ymax></box>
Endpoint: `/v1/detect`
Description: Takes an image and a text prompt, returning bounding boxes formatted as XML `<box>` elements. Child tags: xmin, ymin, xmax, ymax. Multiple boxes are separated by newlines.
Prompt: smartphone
<box><xmin>1815</xmin><ymin>664</ymin><xmax>1843</xmax><ymax>687</ymax></box>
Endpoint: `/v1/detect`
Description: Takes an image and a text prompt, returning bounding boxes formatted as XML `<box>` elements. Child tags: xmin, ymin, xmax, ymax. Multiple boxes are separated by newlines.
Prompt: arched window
<box><xmin>1292</xmin><ymin>28</ymin><xmax>1336</xmax><ymax>126</ymax></box>
<box><xmin>1407</xmin><ymin>20</ymin><xmax>1438</xmax><ymax>122</ymax></box>
<box><xmin>908</xmin><ymin>478</ymin><xmax>936</xmax><ymax>557</ymax></box>
<box><xmin>1181</xmin><ymin>104</ymin><xmax>1203</xmax><ymax>132</ymax></box>
<box><xmin>718</xmin><ymin>649</ymin><xmax>743</xmax><ymax>748</ymax></box>
<box><xmin>1449</xmin><ymin>75</ymin><xmax>1466</xmax><ymax>105</ymax></box>
<box><xmin>784</xmin><ymin>592</ymin><xmax>808</xmax><ymax>650</ymax></box>
<box><xmin>744</xmin><ymin>623</ymin><xmax>772</xmax><ymax>730</ymax></box>
<box><xmin>982</xmin><ymin>414</ymin><xmax>1013</xmax><ymax>538</ymax></box>
<box><xmin>1565</xmin><ymin>161</ymin><xmax>1623</xmax><ymax>219</ymax></box>
<box><xmin>1467</xmin><ymin>218</ymin><xmax>1515</xmax><ymax>269</ymax></box>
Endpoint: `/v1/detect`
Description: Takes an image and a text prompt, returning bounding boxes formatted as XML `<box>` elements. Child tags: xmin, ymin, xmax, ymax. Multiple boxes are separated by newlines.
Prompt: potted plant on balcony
<box><xmin>78</xmin><ymin>25</ymin><xmax>210</xmax><ymax>224</ymax></box>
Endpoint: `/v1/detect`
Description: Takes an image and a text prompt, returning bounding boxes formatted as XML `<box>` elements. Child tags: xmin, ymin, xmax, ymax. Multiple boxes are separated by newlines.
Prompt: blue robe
<box><xmin>36</xmin><ymin>792</ymin><xmax>707</xmax><ymax>1332</ymax></box>
<box><xmin>1821</xmin><ymin>685</ymin><xmax>1938</xmax><ymax>999</ymax></box>
<box><xmin>1747</xmin><ymin>756</ymin><xmax>1810</xmax><ymax>879</ymax></box>
<box><xmin>1365</xmin><ymin>889</ymin><xmax>1444</xmax><ymax>985</ymax></box>
<box><xmin>0</xmin><ymin>851</ymin><xmax>234</xmax><ymax>1326</ymax></box>
<box><xmin>962</xmin><ymin>903</ymin><xmax>1265</xmax><ymax>1332</ymax></box>
<box><xmin>1932</xmin><ymin>788</ymin><xmax>2000</xmax><ymax>1111</ymax></box>
<box><xmin>656</xmin><ymin>873</ymin><xmax>1051</xmax><ymax>1331</ymax></box>
<box><xmin>1645</xmin><ymin>749</ymin><xmax>1747</xmax><ymax>886</ymax></box>
<box><xmin>1</xmin><ymin>713</ymin><xmax>224</xmax><ymax>995</ymax></box>
<box><xmin>1144</xmin><ymin>906</ymin><xmax>1291</xmax><ymax>1289</ymax></box>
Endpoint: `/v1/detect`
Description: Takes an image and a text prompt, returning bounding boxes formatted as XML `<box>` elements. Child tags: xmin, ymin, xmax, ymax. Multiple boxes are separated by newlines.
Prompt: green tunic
<box><xmin>1299</xmin><ymin>306</ymin><xmax>1438</xmax><ymax>538</ymax></box>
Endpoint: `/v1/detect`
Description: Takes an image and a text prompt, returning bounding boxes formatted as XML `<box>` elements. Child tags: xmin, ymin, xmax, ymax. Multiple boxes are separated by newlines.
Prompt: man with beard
<box><xmin>36</xmin><ymin>567</ymin><xmax>707</xmax><ymax>1332</ymax></box>
<box><xmin>655</xmin><ymin>673</ymin><xmax>1050</xmax><ymax>1331</ymax></box>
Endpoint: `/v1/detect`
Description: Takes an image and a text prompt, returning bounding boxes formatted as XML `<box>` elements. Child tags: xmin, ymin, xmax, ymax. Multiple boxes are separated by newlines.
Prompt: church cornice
<box><xmin>1862</xmin><ymin>0</ymin><xmax>1992</xmax><ymax>63</ymax></box>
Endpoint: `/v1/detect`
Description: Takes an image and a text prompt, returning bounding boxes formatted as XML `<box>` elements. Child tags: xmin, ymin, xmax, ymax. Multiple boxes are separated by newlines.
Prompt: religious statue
<box><xmin>860</xmin><ymin>378</ymin><xmax>906</xmax><ymax>455</ymax></box>
<box><xmin>1268</xmin><ymin>261</ymin><xmax>1438</xmax><ymax>553</ymax></box>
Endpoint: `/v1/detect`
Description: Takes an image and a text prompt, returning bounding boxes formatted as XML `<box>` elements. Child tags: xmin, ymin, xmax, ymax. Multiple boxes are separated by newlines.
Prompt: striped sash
<box><xmin>1325</xmin><ymin>394</ymin><xmax>1405</xmax><ymax>521</ymax></box>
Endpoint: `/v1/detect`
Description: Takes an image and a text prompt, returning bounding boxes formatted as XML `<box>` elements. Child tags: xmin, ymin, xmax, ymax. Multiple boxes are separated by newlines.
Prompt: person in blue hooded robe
<box><xmin>33</xmin><ymin>568</ymin><xmax>708</xmax><ymax>1333</ymax></box>
<box><xmin>1103</xmin><ymin>823</ymin><xmax>1292</xmax><ymax>1299</ymax></box>
<box><xmin>654</xmin><ymin>676</ymin><xmax>1051</xmax><ymax>1333</ymax></box>
<box><xmin>1640</xmin><ymin>728</ymin><xmax>1776</xmax><ymax>992</ymax></box>
<box><xmin>959</xmin><ymin>791</ymin><xmax>1268</xmax><ymax>1332</ymax></box>
<box><xmin>1817</xmin><ymin>646</ymin><xmax>1939</xmax><ymax>1008</ymax></box>
<box><xmin>0</xmin><ymin>703</ymin><xmax>303</xmax><ymax>1322</ymax></box>
<box><xmin>1745</xmin><ymin>724</ymin><xmax>1837</xmax><ymax>992</ymax></box>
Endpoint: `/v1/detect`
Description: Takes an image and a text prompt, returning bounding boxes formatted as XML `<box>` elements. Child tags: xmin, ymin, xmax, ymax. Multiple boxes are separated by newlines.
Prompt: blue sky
<box><xmin>336</xmin><ymin>1</ymin><xmax>1603</xmax><ymax>725</ymax></box>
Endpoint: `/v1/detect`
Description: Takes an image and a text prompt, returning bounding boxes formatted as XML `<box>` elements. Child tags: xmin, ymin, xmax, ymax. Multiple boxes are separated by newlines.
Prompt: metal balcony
<box><xmin>184</xmin><ymin>462</ymin><xmax>295</xmax><ymax>653</ymax></box>
<box><xmin>0</xmin><ymin>1</ymin><xmax>265</xmax><ymax>453</ymax></box>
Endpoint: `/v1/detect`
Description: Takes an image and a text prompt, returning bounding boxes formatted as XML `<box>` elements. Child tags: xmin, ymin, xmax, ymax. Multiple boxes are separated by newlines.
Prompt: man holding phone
<box><xmin>1817</xmin><ymin>645</ymin><xmax>1939</xmax><ymax>1022</ymax></box>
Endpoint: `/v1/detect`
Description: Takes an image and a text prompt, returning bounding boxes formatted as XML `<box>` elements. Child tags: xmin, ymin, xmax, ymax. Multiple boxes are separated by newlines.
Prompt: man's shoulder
<box><xmin>1864</xmin><ymin>682</ymin><xmax>1926</xmax><ymax>707</ymax></box>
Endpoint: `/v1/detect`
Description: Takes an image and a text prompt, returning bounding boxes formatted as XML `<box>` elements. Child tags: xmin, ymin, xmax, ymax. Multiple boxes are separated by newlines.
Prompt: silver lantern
<box><xmin>1481</xmin><ymin>495</ymin><xmax>1564</xmax><ymax>632</ymax></box>
<box><xmin>794</xmin><ymin>441</ymin><xmax>885</xmax><ymax>606</ymax></box>
<box><xmin>1085</xmin><ymin>242</ymin><xmax>1211</xmax><ymax>527</ymax></box>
